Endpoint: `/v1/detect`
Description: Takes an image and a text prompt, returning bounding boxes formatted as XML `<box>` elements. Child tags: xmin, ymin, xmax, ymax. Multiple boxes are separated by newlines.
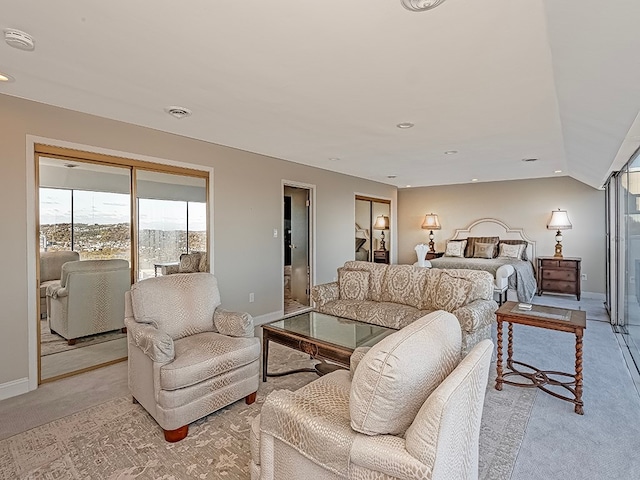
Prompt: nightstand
<box><xmin>426</xmin><ymin>251</ymin><xmax>444</xmax><ymax>260</ymax></box>
<box><xmin>373</xmin><ymin>250</ymin><xmax>390</xmax><ymax>264</ymax></box>
<box><xmin>537</xmin><ymin>256</ymin><xmax>581</xmax><ymax>300</ymax></box>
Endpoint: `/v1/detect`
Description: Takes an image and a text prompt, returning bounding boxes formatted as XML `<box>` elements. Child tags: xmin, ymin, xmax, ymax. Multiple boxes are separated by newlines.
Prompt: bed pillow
<box><xmin>444</xmin><ymin>240</ymin><xmax>467</xmax><ymax>258</ymax></box>
<box><xmin>339</xmin><ymin>268</ymin><xmax>370</xmax><ymax>300</ymax></box>
<box><xmin>473</xmin><ymin>242</ymin><xmax>496</xmax><ymax>259</ymax></box>
<box><xmin>500</xmin><ymin>240</ymin><xmax>529</xmax><ymax>261</ymax></box>
<box><xmin>464</xmin><ymin>236</ymin><xmax>500</xmax><ymax>258</ymax></box>
<box><xmin>498</xmin><ymin>242</ymin><xmax>525</xmax><ymax>259</ymax></box>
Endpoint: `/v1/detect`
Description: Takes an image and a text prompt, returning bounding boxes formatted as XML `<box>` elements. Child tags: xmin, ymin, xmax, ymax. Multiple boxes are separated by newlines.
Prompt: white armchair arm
<box><xmin>125</xmin><ymin>317</ymin><xmax>174</xmax><ymax>363</ymax></box>
<box><xmin>214</xmin><ymin>308</ymin><xmax>254</xmax><ymax>337</ymax></box>
<box><xmin>350</xmin><ymin>434</ymin><xmax>431</xmax><ymax>480</ymax></box>
<box><xmin>495</xmin><ymin>264</ymin><xmax>514</xmax><ymax>291</ymax></box>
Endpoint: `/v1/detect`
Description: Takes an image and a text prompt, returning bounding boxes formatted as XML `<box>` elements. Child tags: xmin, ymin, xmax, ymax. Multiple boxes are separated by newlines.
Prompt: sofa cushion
<box><xmin>356</xmin><ymin>301</ymin><xmax>427</xmax><ymax>330</ymax></box>
<box><xmin>339</xmin><ymin>268</ymin><xmax>370</xmax><ymax>300</ymax></box>
<box><xmin>433</xmin><ymin>272</ymin><xmax>473</xmax><ymax>312</ymax></box>
<box><xmin>343</xmin><ymin>261</ymin><xmax>388</xmax><ymax>301</ymax></box>
<box><xmin>160</xmin><ymin>331</ymin><xmax>260</xmax><ymax>390</ymax></box>
<box><xmin>350</xmin><ymin>311</ymin><xmax>462</xmax><ymax>436</ymax></box>
<box><xmin>381</xmin><ymin>265</ymin><xmax>428</xmax><ymax>309</ymax></box>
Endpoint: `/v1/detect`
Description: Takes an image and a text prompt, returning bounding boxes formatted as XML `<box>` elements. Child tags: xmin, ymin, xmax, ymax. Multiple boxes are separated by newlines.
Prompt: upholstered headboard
<box><xmin>450</xmin><ymin>218</ymin><xmax>536</xmax><ymax>261</ymax></box>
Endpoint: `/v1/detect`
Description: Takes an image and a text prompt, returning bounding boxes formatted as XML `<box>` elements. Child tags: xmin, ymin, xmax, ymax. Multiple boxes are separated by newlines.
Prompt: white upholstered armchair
<box><xmin>47</xmin><ymin>259</ymin><xmax>130</xmax><ymax>345</ymax></box>
<box><xmin>250</xmin><ymin>310</ymin><xmax>493</xmax><ymax>480</ymax></box>
<box><xmin>125</xmin><ymin>272</ymin><xmax>260</xmax><ymax>442</ymax></box>
<box><xmin>39</xmin><ymin>250</ymin><xmax>79</xmax><ymax>318</ymax></box>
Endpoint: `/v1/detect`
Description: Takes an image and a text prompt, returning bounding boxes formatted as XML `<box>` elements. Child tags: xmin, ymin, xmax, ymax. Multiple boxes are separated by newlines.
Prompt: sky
<box><xmin>39</xmin><ymin>188</ymin><xmax>206</xmax><ymax>231</ymax></box>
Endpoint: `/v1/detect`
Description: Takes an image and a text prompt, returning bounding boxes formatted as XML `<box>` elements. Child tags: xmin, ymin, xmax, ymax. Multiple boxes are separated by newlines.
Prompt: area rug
<box><xmin>40</xmin><ymin>319</ymin><xmax>127</xmax><ymax>356</ymax></box>
<box><xmin>0</xmin><ymin>343</ymin><xmax>535</xmax><ymax>479</ymax></box>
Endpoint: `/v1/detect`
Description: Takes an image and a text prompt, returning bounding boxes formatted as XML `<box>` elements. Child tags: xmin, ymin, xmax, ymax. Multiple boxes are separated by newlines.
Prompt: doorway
<box><xmin>283</xmin><ymin>184</ymin><xmax>313</xmax><ymax>316</ymax></box>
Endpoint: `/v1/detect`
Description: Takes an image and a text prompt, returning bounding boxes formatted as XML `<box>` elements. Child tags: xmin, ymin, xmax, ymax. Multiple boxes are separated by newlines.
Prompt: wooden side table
<box><xmin>537</xmin><ymin>256</ymin><xmax>581</xmax><ymax>300</ymax></box>
<box><xmin>495</xmin><ymin>301</ymin><xmax>586</xmax><ymax>414</ymax></box>
<box><xmin>373</xmin><ymin>250</ymin><xmax>390</xmax><ymax>264</ymax></box>
<box><xmin>426</xmin><ymin>251</ymin><xmax>444</xmax><ymax>260</ymax></box>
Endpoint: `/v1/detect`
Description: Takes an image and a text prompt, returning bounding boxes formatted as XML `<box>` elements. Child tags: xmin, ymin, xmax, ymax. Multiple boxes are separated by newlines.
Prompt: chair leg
<box><xmin>67</xmin><ymin>339</ymin><xmax>76</xmax><ymax>346</ymax></box>
<box><xmin>245</xmin><ymin>392</ymin><xmax>257</xmax><ymax>405</ymax></box>
<box><xmin>163</xmin><ymin>425</ymin><xmax>188</xmax><ymax>442</ymax></box>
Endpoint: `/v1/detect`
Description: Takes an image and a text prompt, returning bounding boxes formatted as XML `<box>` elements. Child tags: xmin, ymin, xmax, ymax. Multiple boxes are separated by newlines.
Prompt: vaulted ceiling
<box><xmin>2</xmin><ymin>0</ymin><xmax>640</xmax><ymax>189</ymax></box>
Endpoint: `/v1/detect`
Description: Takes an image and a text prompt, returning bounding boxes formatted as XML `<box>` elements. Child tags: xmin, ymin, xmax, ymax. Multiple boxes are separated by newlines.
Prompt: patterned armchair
<box><xmin>160</xmin><ymin>251</ymin><xmax>207</xmax><ymax>275</ymax></box>
<box><xmin>250</xmin><ymin>310</ymin><xmax>493</xmax><ymax>480</ymax></box>
<box><xmin>125</xmin><ymin>272</ymin><xmax>260</xmax><ymax>442</ymax></box>
<box><xmin>39</xmin><ymin>250</ymin><xmax>79</xmax><ymax>318</ymax></box>
<box><xmin>47</xmin><ymin>259</ymin><xmax>130</xmax><ymax>345</ymax></box>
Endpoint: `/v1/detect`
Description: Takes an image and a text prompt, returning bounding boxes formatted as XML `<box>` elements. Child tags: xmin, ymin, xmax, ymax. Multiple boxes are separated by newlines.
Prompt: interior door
<box><xmin>287</xmin><ymin>186</ymin><xmax>310</xmax><ymax>306</ymax></box>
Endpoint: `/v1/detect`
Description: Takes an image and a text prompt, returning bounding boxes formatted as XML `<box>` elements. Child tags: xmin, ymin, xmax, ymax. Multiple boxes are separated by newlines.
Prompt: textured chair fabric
<box><xmin>126</xmin><ymin>272</ymin><xmax>259</xmax><ymax>442</ymax></box>
<box><xmin>39</xmin><ymin>250</ymin><xmax>79</xmax><ymax>317</ymax></box>
<box><xmin>251</xmin><ymin>311</ymin><xmax>493</xmax><ymax>480</ymax></box>
<box><xmin>160</xmin><ymin>252</ymin><xmax>208</xmax><ymax>275</ymax></box>
<box><xmin>46</xmin><ymin>259</ymin><xmax>130</xmax><ymax>343</ymax></box>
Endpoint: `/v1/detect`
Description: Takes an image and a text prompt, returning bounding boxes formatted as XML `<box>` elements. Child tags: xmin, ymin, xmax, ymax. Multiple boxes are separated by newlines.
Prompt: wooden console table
<box><xmin>495</xmin><ymin>301</ymin><xmax>586</xmax><ymax>414</ymax></box>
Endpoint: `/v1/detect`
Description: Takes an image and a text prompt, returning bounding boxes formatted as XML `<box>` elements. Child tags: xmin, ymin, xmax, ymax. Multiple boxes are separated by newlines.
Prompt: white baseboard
<box><xmin>581</xmin><ymin>291</ymin><xmax>605</xmax><ymax>301</ymax></box>
<box><xmin>0</xmin><ymin>377</ymin><xmax>30</xmax><ymax>401</ymax></box>
<box><xmin>253</xmin><ymin>310</ymin><xmax>284</xmax><ymax>326</ymax></box>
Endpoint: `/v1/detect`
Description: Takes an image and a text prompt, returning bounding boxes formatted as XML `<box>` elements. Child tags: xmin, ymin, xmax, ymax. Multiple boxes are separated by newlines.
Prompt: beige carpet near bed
<box><xmin>0</xmin><ymin>342</ymin><xmax>533</xmax><ymax>479</ymax></box>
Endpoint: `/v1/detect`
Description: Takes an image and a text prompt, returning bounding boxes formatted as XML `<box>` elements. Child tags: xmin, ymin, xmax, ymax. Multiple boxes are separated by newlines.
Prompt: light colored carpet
<box><xmin>40</xmin><ymin>319</ymin><xmax>126</xmax><ymax>356</ymax></box>
<box><xmin>0</xmin><ymin>343</ymin><xmax>531</xmax><ymax>479</ymax></box>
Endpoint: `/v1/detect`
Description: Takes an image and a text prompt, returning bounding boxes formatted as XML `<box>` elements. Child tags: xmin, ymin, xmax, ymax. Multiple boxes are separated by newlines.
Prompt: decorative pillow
<box><xmin>198</xmin><ymin>252</ymin><xmax>208</xmax><ymax>272</ymax></box>
<box><xmin>500</xmin><ymin>240</ymin><xmax>529</xmax><ymax>260</ymax></box>
<box><xmin>179</xmin><ymin>252</ymin><xmax>202</xmax><ymax>273</ymax></box>
<box><xmin>464</xmin><ymin>236</ymin><xmax>500</xmax><ymax>258</ymax></box>
<box><xmin>498</xmin><ymin>242</ymin><xmax>525</xmax><ymax>259</ymax></box>
<box><xmin>350</xmin><ymin>311</ymin><xmax>462</xmax><ymax>436</ymax></box>
<box><xmin>444</xmin><ymin>240</ymin><xmax>467</xmax><ymax>258</ymax></box>
<box><xmin>338</xmin><ymin>269</ymin><xmax>370</xmax><ymax>301</ymax></box>
<box><xmin>432</xmin><ymin>272</ymin><xmax>473</xmax><ymax>312</ymax></box>
<box><xmin>473</xmin><ymin>242</ymin><xmax>496</xmax><ymax>259</ymax></box>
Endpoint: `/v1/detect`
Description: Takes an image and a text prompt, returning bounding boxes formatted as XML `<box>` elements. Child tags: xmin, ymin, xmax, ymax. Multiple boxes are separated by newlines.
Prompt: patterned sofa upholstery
<box><xmin>250</xmin><ymin>311</ymin><xmax>493</xmax><ymax>480</ymax></box>
<box><xmin>47</xmin><ymin>259</ymin><xmax>130</xmax><ymax>344</ymax></box>
<box><xmin>311</xmin><ymin>261</ymin><xmax>497</xmax><ymax>355</ymax></box>
<box><xmin>125</xmin><ymin>272</ymin><xmax>260</xmax><ymax>442</ymax></box>
<box><xmin>39</xmin><ymin>250</ymin><xmax>79</xmax><ymax>318</ymax></box>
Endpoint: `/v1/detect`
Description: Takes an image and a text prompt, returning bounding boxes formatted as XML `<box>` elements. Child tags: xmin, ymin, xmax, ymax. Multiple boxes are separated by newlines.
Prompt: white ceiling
<box><xmin>2</xmin><ymin>0</ymin><xmax>640</xmax><ymax>189</ymax></box>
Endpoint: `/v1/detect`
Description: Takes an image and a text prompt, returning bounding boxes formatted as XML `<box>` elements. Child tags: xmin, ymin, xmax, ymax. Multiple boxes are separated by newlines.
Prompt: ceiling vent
<box><xmin>164</xmin><ymin>106</ymin><xmax>192</xmax><ymax>119</ymax></box>
<box><xmin>4</xmin><ymin>29</ymin><xmax>35</xmax><ymax>51</ymax></box>
<box><xmin>522</xmin><ymin>158</ymin><xmax>538</xmax><ymax>162</ymax></box>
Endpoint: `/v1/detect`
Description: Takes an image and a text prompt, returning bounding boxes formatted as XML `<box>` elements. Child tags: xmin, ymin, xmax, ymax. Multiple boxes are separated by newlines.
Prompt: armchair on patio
<box><xmin>47</xmin><ymin>259</ymin><xmax>131</xmax><ymax>345</ymax></box>
<box><xmin>160</xmin><ymin>251</ymin><xmax>207</xmax><ymax>275</ymax></box>
<box><xmin>125</xmin><ymin>272</ymin><xmax>260</xmax><ymax>442</ymax></box>
<box><xmin>39</xmin><ymin>250</ymin><xmax>79</xmax><ymax>318</ymax></box>
<box><xmin>250</xmin><ymin>310</ymin><xmax>493</xmax><ymax>480</ymax></box>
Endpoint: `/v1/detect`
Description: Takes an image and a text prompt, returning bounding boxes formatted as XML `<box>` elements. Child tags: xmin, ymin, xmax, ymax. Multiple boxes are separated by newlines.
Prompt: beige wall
<box><xmin>398</xmin><ymin>176</ymin><xmax>605</xmax><ymax>294</ymax></box>
<box><xmin>0</xmin><ymin>94</ymin><xmax>396</xmax><ymax>389</ymax></box>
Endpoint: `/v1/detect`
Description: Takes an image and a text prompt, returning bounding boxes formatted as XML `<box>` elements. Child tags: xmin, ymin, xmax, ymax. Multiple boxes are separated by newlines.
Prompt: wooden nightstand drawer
<box><xmin>541</xmin><ymin>259</ymin><xmax>560</xmax><ymax>267</ymax></box>
<box><xmin>542</xmin><ymin>280</ymin><xmax>576</xmax><ymax>293</ymax></box>
<box><xmin>559</xmin><ymin>260</ymin><xmax>578</xmax><ymax>268</ymax></box>
<box><xmin>543</xmin><ymin>269</ymin><xmax>577</xmax><ymax>281</ymax></box>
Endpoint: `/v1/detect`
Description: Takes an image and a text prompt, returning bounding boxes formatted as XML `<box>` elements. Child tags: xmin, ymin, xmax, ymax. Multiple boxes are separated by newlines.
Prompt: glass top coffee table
<box><xmin>262</xmin><ymin>311</ymin><xmax>395</xmax><ymax>382</ymax></box>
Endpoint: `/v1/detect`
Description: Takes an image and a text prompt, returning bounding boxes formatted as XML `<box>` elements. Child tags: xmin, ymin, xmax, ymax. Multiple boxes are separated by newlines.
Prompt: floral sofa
<box><xmin>311</xmin><ymin>261</ymin><xmax>497</xmax><ymax>355</ymax></box>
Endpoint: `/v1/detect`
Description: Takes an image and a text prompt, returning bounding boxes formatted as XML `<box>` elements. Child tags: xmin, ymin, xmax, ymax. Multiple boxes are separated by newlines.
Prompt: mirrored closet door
<box><xmin>355</xmin><ymin>196</ymin><xmax>391</xmax><ymax>263</ymax></box>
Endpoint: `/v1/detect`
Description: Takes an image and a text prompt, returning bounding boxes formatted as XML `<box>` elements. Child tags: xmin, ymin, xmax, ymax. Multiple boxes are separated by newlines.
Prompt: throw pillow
<box><xmin>473</xmin><ymin>242</ymin><xmax>496</xmax><ymax>259</ymax></box>
<box><xmin>179</xmin><ymin>252</ymin><xmax>202</xmax><ymax>273</ymax></box>
<box><xmin>339</xmin><ymin>269</ymin><xmax>370</xmax><ymax>301</ymax></box>
<box><xmin>498</xmin><ymin>242</ymin><xmax>525</xmax><ymax>259</ymax></box>
<box><xmin>500</xmin><ymin>240</ymin><xmax>529</xmax><ymax>260</ymax></box>
<box><xmin>349</xmin><ymin>311</ymin><xmax>462</xmax><ymax>436</ymax></box>
<box><xmin>432</xmin><ymin>271</ymin><xmax>473</xmax><ymax>312</ymax></box>
<box><xmin>464</xmin><ymin>236</ymin><xmax>500</xmax><ymax>258</ymax></box>
<box><xmin>444</xmin><ymin>239</ymin><xmax>467</xmax><ymax>258</ymax></box>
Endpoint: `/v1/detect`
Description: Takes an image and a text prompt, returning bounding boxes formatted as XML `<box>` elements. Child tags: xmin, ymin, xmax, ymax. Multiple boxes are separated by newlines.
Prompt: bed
<box><xmin>355</xmin><ymin>223</ymin><xmax>370</xmax><ymax>261</ymax></box>
<box><xmin>426</xmin><ymin>218</ymin><xmax>537</xmax><ymax>303</ymax></box>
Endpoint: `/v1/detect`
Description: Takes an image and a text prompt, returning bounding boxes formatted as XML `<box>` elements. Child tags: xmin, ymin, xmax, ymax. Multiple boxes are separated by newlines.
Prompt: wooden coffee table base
<box><xmin>495</xmin><ymin>302</ymin><xmax>585</xmax><ymax>415</ymax></box>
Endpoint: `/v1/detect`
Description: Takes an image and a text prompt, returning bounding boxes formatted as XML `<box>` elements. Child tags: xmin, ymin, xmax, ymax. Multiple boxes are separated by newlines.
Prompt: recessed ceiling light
<box><xmin>0</xmin><ymin>72</ymin><xmax>14</xmax><ymax>82</ymax></box>
<box><xmin>64</xmin><ymin>163</ymin><xmax>78</xmax><ymax>168</ymax></box>
<box><xmin>522</xmin><ymin>158</ymin><xmax>538</xmax><ymax>162</ymax></box>
<box><xmin>164</xmin><ymin>106</ymin><xmax>192</xmax><ymax>119</ymax></box>
<box><xmin>396</xmin><ymin>122</ymin><xmax>414</xmax><ymax>129</ymax></box>
<box><xmin>328</xmin><ymin>157</ymin><xmax>340</xmax><ymax>161</ymax></box>
<box><xmin>444</xmin><ymin>150</ymin><xmax>458</xmax><ymax>155</ymax></box>
<box><xmin>387</xmin><ymin>175</ymin><xmax>397</xmax><ymax>179</ymax></box>
<box><xmin>554</xmin><ymin>170</ymin><xmax>563</xmax><ymax>174</ymax></box>
<box><xmin>471</xmin><ymin>178</ymin><xmax>479</xmax><ymax>182</ymax></box>
<box><xmin>4</xmin><ymin>28</ymin><xmax>35</xmax><ymax>51</ymax></box>
<box><xmin>406</xmin><ymin>184</ymin><xmax>412</xmax><ymax>188</ymax></box>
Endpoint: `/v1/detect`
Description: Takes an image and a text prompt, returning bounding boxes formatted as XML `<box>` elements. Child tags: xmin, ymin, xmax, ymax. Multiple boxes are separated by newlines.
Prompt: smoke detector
<box><xmin>164</xmin><ymin>106</ymin><xmax>192</xmax><ymax>119</ymax></box>
<box><xmin>4</xmin><ymin>29</ymin><xmax>35</xmax><ymax>51</ymax></box>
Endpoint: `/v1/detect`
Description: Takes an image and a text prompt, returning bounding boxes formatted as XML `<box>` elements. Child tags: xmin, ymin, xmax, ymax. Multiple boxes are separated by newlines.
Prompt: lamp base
<box><xmin>554</xmin><ymin>235</ymin><xmax>563</xmax><ymax>258</ymax></box>
<box><xmin>380</xmin><ymin>231</ymin><xmax>387</xmax><ymax>252</ymax></box>
<box><xmin>428</xmin><ymin>230</ymin><xmax>435</xmax><ymax>253</ymax></box>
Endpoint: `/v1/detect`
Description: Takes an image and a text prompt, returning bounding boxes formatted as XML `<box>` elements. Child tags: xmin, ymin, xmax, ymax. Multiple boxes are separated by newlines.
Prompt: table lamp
<box><xmin>373</xmin><ymin>215</ymin><xmax>390</xmax><ymax>251</ymax></box>
<box><xmin>421</xmin><ymin>213</ymin><xmax>441</xmax><ymax>253</ymax></box>
<box><xmin>547</xmin><ymin>209</ymin><xmax>572</xmax><ymax>258</ymax></box>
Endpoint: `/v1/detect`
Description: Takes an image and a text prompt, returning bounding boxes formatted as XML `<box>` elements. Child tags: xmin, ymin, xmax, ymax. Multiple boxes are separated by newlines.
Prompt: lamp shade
<box><xmin>373</xmin><ymin>215</ymin><xmax>390</xmax><ymax>230</ymax></box>
<box><xmin>547</xmin><ymin>209</ymin><xmax>572</xmax><ymax>230</ymax></box>
<box><xmin>421</xmin><ymin>213</ymin><xmax>441</xmax><ymax>230</ymax></box>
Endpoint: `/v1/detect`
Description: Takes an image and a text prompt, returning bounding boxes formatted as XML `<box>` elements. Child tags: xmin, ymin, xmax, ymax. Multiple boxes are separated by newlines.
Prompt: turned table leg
<box><xmin>496</xmin><ymin>318</ymin><xmax>503</xmax><ymax>391</ymax></box>
<box><xmin>574</xmin><ymin>328</ymin><xmax>584</xmax><ymax>415</ymax></box>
